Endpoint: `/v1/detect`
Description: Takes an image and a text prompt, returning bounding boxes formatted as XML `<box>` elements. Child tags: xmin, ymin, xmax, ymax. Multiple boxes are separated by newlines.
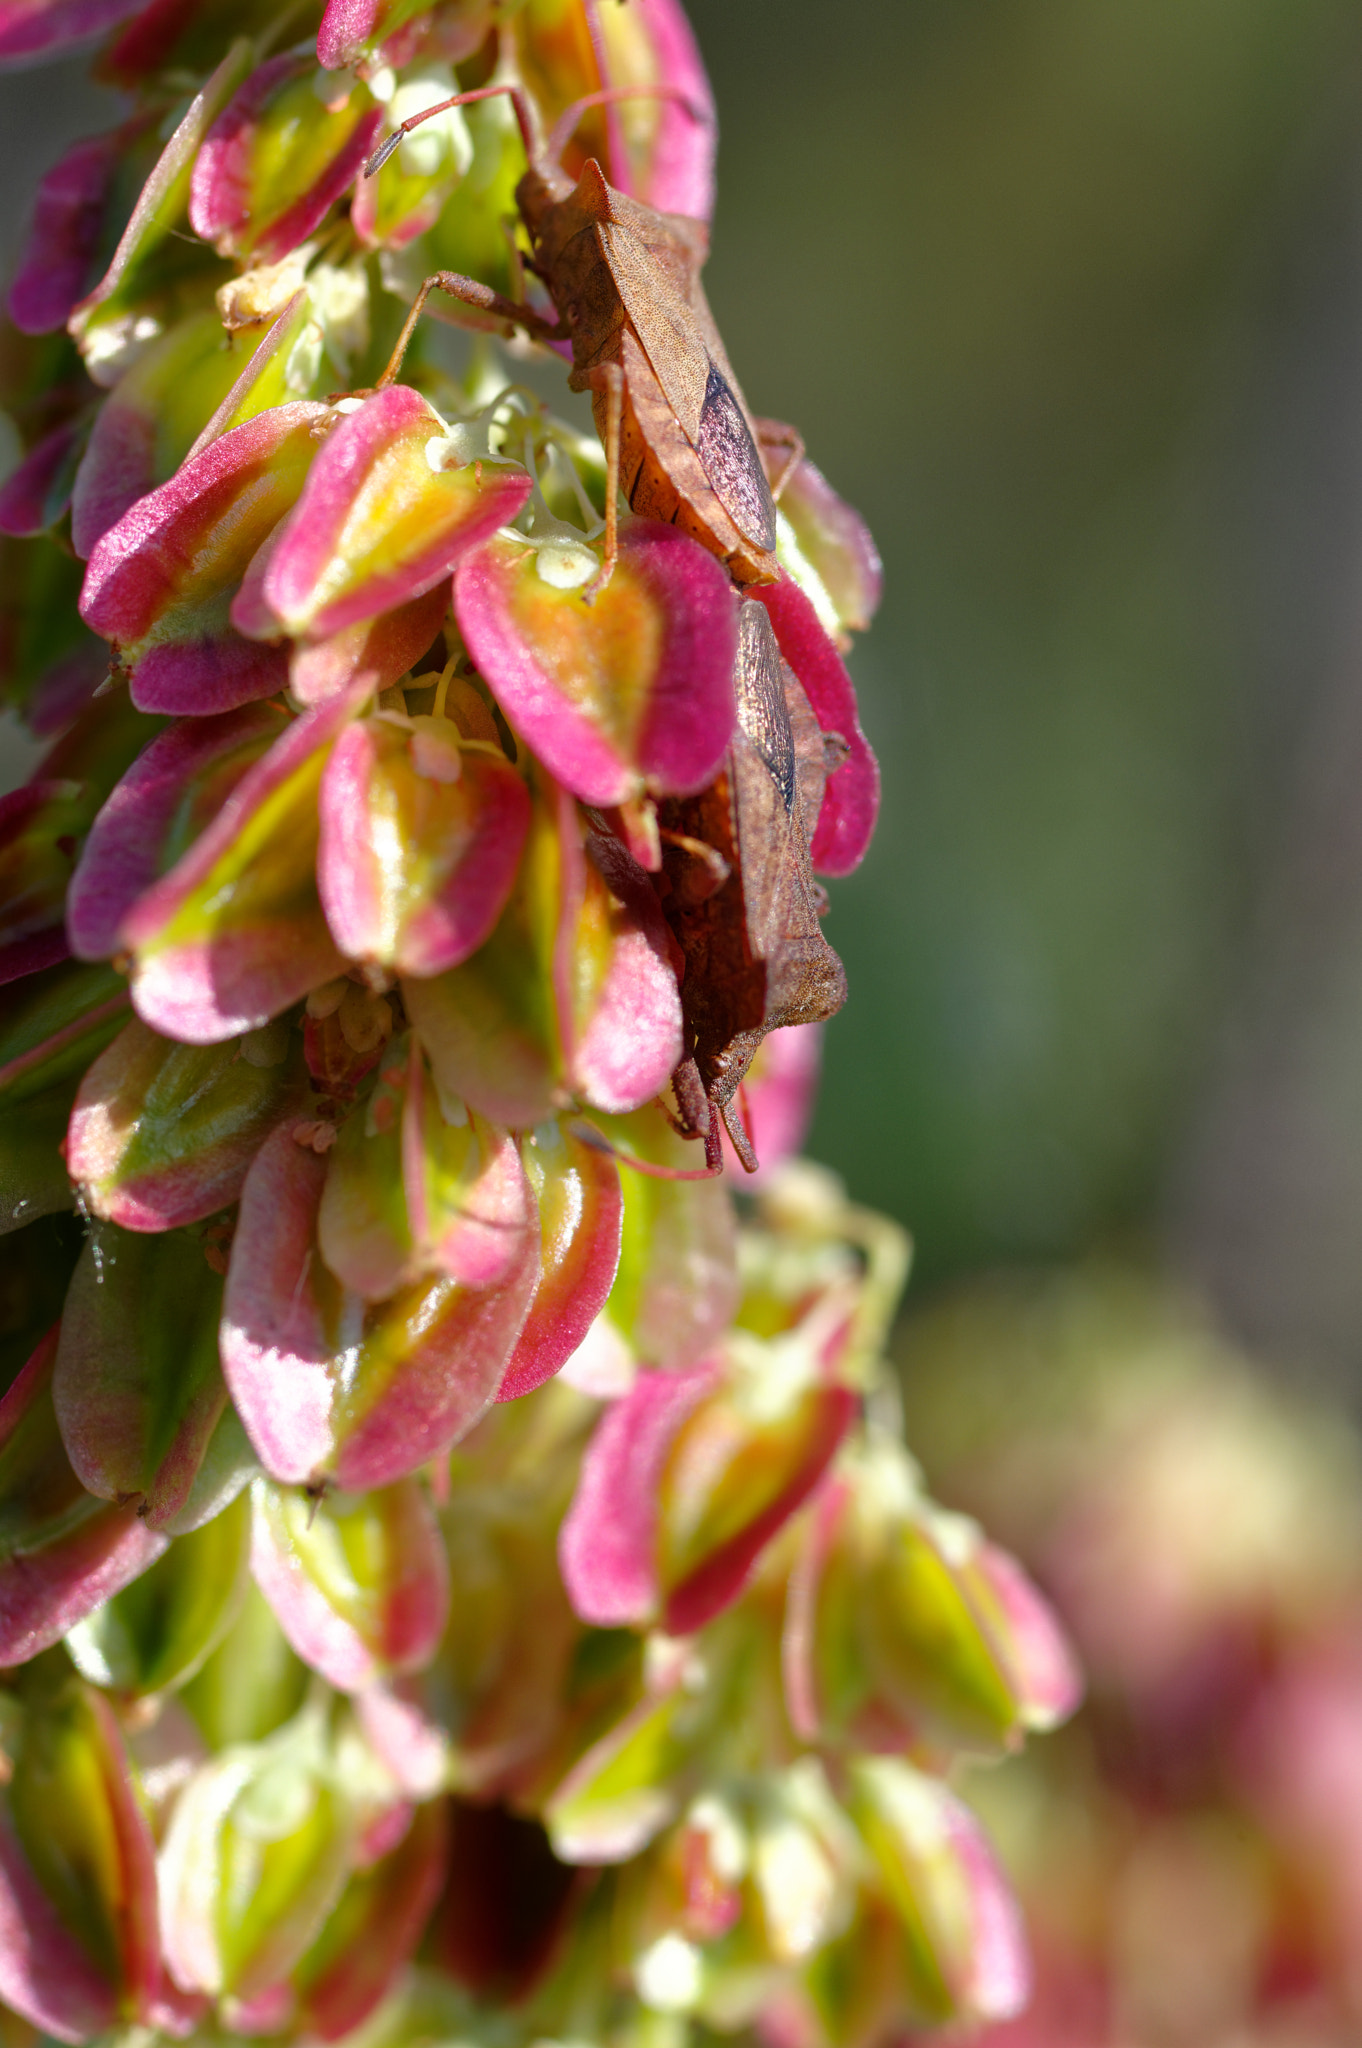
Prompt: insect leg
<box><xmin>584</xmin><ymin>361</ymin><xmax>624</xmax><ymax>599</ymax></box>
<box><xmin>378</xmin><ymin>272</ymin><xmax>565</xmax><ymax>387</ymax></box>
<box><xmin>755</xmin><ymin>418</ymin><xmax>805</xmax><ymax>503</ymax></box>
<box><xmin>720</xmin><ymin>1090</ymin><xmax>760</xmax><ymax>1174</ymax></box>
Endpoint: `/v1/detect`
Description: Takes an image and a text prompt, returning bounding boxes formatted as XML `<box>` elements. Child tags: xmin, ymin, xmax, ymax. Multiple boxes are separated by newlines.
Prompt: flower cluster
<box><xmin>0</xmin><ymin>1166</ymin><xmax>1080</xmax><ymax>2046</ymax></box>
<box><xmin>0</xmin><ymin>0</ymin><xmax>1074</xmax><ymax>2041</ymax></box>
<box><xmin>900</xmin><ymin>1271</ymin><xmax>1362</xmax><ymax>2048</ymax></box>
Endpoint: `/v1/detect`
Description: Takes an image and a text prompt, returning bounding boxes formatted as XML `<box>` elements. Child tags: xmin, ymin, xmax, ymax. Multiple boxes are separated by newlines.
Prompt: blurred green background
<box><xmin>9</xmin><ymin>2</ymin><xmax>1362</xmax><ymax>1373</ymax></box>
<box><xmin>684</xmin><ymin>0</ymin><xmax>1362</xmax><ymax>1378</ymax></box>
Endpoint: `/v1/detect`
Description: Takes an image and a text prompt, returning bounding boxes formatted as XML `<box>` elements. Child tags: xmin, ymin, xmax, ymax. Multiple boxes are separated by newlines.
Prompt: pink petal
<box><xmin>67</xmin><ymin>1016</ymin><xmax>308</xmax><ymax>1230</ymax></box>
<box><xmin>318</xmin><ymin>717</ymin><xmax>529</xmax><ymax>976</ymax></box>
<box><xmin>570</xmin><ymin>826</ymin><xmax>683</xmax><ymax>1112</ymax></box>
<box><xmin>0</xmin><ymin>418</ymin><xmax>88</xmax><ymax>538</ymax></box>
<box><xmin>331</xmin><ymin>1232</ymin><xmax>540</xmax><ymax>1492</ymax></box>
<box><xmin>70</xmin><ymin>42</ymin><xmax>254</xmax><ymax>371</ymax></box>
<box><xmin>404</xmin><ymin>964</ymin><xmax>557</xmax><ymax>1130</ymax></box>
<box><xmin>189</xmin><ymin>54</ymin><xmax>382</xmax><ymax>267</ymax></box>
<box><xmin>0</xmin><ymin>1332</ymin><xmax>168</xmax><ymax>1666</ymax></box>
<box><xmin>72</xmin><ymin>307</ymin><xmax>285</xmax><ymax>562</ymax></box>
<box><xmin>9</xmin><ymin>125</ymin><xmax>132</xmax><ymax>330</ymax></box>
<box><xmin>120</xmin><ymin>686</ymin><xmax>365</xmax><ymax>1042</ymax></box>
<box><xmin>750</xmin><ymin>577</ymin><xmax>880</xmax><ymax>876</ymax></box>
<box><xmin>612</xmin><ymin>0</ymin><xmax>716</xmax><ymax>219</ymax></box>
<box><xmin>316</xmin><ymin>1053</ymin><xmax>535</xmax><ymax>1301</ymax></box>
<box><xmin>290</xmin><ymin>583</ymin><xmax>448</xmax><ymax>708</ymax></box>
<box><xmin>315</xmin><ymin>0</ymin><xmax>382</xmax><ymax>70</ymax></box>
<box><xmin>976</xmin><ymin>1544</ymin><xmax>1085</xmax><ymax>1729</ymax></box>
<box><xmin>664</xmin><ymin>1385</ymin><xmax>858</xmax><ymax>1638</ymax></box>
<box><xmin>778</xmin><ymin>455</ymin><xmax>882</xmax><ymax>635</ymax></box>
<box><xmin>782</xmin><ymin>1476</ymin><xmax>847</xmax><ymax>1744</ymax></box>
<box><xmin>0</xmin><ymin>1688</ymin><xmax>160</xmax><ymax>2036</ymax></box>
<box><xmin>454</xmin><ymin>524</ymin><xmax>738</xmax><ymax>806</ymax></box>
<box><xmin>0</xmin><ymin>0</ymin><xmax>143</xmax><ymax>62</ymax></box>
<box><xmin>403</xmin><ymin>1085</ymin><xmax>536</xmax><ymax>1291</ymax></box>
<box><xmin>945</xmin><ymin>1796</ymin><xmax>1033</xmax><ymax>2020</ymax></box>
<box><xmin>51</xmin><ymin>1227</ymin><xmax>233</xmax><ymax>1529</ymax></box>
<box><xmin>558</xmin><ymin>1359</ymin><xmax>721</xmax><ymax>1627</ymax></box>
<box><xmin>183</xmin><ymin>290</ymin><xmax>313</xmax><ymax>467</ymax></box>
<box><xmin>80</xmin><ymin>400</ymin><xmax>327</xmax><ymax>707</ymax></box>
<box><xmin>219</xmin><ymin>1128</ymin><xmax>336</xmax><ymax>1484</ymax></box>
<box><xmin>238</xmin><ymin>386</ymin><xmax>531</xmax><ymax>643</ymax></box>
<box><xmin>67</xmin><ymin>701</ymin><xmax>287</xmax><ymax>961</ymax></box>
<box><xmin>129</xmin><ymin>637</ymin><xmax>291</xmax><ymax>718</ymax></box>
<box><xmin>223</xmin><ymin>1122</ymin><xmax>543</xmax><ymax>1491</ymax></box>
<box><xmin>250</xmin><ymin>1476</ymin><xmax>450</xmax><ymax>1691</ymax></box>
<box><xmin>0</xmin><ymin>1802</ymin><xmax>116</xmax><ymax>2041</ymax></box>
<box><xmin>497</xmin><ymin>1127</ymin><xmax>623</xmax><ymax>1401</ymax></box>
<box><xmin>296</xmin><ymin>1800</ymin><xmax>448</xmax><ymax>2041</ymax></box>
<box><xmin>353</xmin><ymin>1685</ymin><xmax>448</xmax><ymax>1800</ymax></box>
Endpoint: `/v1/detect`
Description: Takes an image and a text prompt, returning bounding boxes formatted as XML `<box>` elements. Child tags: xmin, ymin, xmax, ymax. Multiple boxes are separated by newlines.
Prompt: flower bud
<box><xmin>52</xmin><ymin>1218</ymin><xmax>255</xmax><ymax>1532</ymax></box>
<box><xmin>80</xmin><ymin>400</ymin><xmax>329</xmax><ymax>715</ymax></box>
<box><xmin>316</xmin><ymin>0</ymin><xmax>493</xmax><ymax>74</ymax></box>
<box><xmin>70</xmin><ymin>41</ymin><xmax>254</xmax><ymax>386</ymax></box>
<box><xmin>848</xmin><ymin>1756</ymin><xmax>1031</xmax><ymax>2025</ymax></box>
<box><xmin>0</xmin><ymin>958</ymin><xmax>128</xmax><ymax>1229</ymax></box>
<box><xmin>232</xmin><ymin>384</ymin><xmax>531</xmax><ymax>647</ymax></box>
<box><xmin>65</xmin><ymin>1490</ymin><xmax>252</xmax><ymax>1695</ymax></box>
<box><xmin>115</xmin><ymin>688</ymin><xmax>367</xmax><ymax>1042</ymax></box>
<box><xmin>68</xmin><ymin>1015</ymin><xmax>309</xmax><ymax>1230</ymax></box>
<box><xmin>317</xmin><ymin>1039</ymin><xmax>535</xmax><ymax>1301</ymax></box>
<box><xmin>250</xmin><ymin>1474</ymin><xmax>449</xmax><ymax>1691</ymax></box>
<box><xmin>290</xmin><ymin>1797</ymin><xmax>447</xmax><ymax>2039</ymax></box>
<box><xmin>0</xmin><ymin>1330</ymin><xmax>167</xmax><ymax>1664</ymax></box>
<box><xmin>560</xmin><ymin>1336</ymin><xmax>856</xmax><ymax>1638</ymax></box>
<box><xmin>157</xmin><ymin>1694</ymin><xmax>359</xmax><ymax>2004</ymax></box>
<box><xmin>70</xmin><ymin>306</ymin><xmax>309</xmax><ymax>561</ymax></box>
<box><xmin>454</xmin><ymin>521</ymin><xmax>738</xmax><ymax>807</ymax></box>
<box><xmin>0</xmin><ymin>1673</ymin><xmax>161</xmax><ymax>2033</ymax></box>
<box><xmin>588</xmin><ymin>1101</ymin><xmax>739</xmax><ymax>1373</ymax></box>
<box><xmin>220</xmin><ymin>1118</ymin><xmax>541</xmax><ymax>1490</ymax></box>
<box><xmin>749</xmin><ymin>577</ymin><xmax>879</xmax><ymax>878</ymax></box>
<box><xmin>497</xmin><ymin>1119</ymin><xmax>624</xmax><ymax>1400</ymax></box>
<box><xmin>775</xmin><ymin>457</ymin><xmax>882</xmax><ymax>642</ymax></box>
<box><xmin>784</xmin><ymin>1437</ymin><xmax>1081</xmax><ymax>1759</ymax></box>
<box><xmin>351</xmin><ymin>66</ymin><xmax>475</xmax><ymax>251</ymax></box>
<box><xmin>318</xmin><ymin>708</ymin><xmax>530</xmax><ymax>977</ymax></box>
<box><xmin>190</xmin><ymin>56</ymin><xmax>382</xmax><ymax>269</ymax></box>
<box><xmin>404</xmin><ymin>779</ymin><xmax>682</xmax><ymax>1125</ymax></box>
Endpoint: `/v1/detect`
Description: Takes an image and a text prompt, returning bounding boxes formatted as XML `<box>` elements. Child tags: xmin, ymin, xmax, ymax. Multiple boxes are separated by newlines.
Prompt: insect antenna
<box><xmin>543</xmin><ymin>84</ymin><xmax>710</xmax><ymax>176</ymax></box>
<box><xmin>568</xmin><ymin>1120</ymin><xmax>722</xmax><ymax>1182</ymax></box>
<box><xmin>365</xmin><ymin>82</ymin><xmax>541</xmax><ymax>180</ymax></box>
<box><xmin>365</xmin><ymin>81</ymin><xmax>707</xmax><ymax>184</ymax></box>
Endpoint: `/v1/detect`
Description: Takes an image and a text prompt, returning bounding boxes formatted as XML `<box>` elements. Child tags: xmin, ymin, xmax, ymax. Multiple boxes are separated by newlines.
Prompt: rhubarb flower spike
<box><xmin>0</xmin><ymin>5</ymin><xmax>1088</xmax><ymax>2043</ymax></box>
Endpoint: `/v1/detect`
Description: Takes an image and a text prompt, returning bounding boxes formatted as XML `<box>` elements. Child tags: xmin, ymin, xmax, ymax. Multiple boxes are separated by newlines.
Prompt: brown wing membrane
<box><xmin>596</xmin><ymin>217</ymin><xmax>709</xmax><ymax>435</ymax></box>
<box><xmin>598</xmin><ymin>216</ymin><xmax>777</xmax><ymax>553</ymax></box>
<box><xmin>695</xmin><ymin>364</ymin><xmax>777</xmax><ymax>553</ymax></box>
<box><xmin>657</xmin><ymin>602</ymin><xmax>845</xmax><ymax>1148</ymax></box>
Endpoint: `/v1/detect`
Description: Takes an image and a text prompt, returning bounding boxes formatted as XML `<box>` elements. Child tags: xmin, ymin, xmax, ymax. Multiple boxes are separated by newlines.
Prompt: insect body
<box><xmin>657</xmin><ymin>599</ymin><xmax>847</xmax><ymax>1169</ymax></box>
<box><xmin>368</xmin><ymin>85</ymin><xmax>784</xmax><ymax>590</ymax></box>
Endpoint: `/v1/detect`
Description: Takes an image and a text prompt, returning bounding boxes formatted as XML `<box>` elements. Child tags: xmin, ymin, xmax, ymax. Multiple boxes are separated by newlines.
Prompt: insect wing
<box><xmin>597</xmin><ymin>218</ymin><xmax>708</xmax><ymax>434</ymax></box>
<box><xmin>597</xmin><ymin>218</ymin><xmax>776</xmax><ymax>553</ymax></box>
<box><xmin>696</xmin><ymin>363</ymin><xmax>777</xmax><ymax>553</ymax></box>
<box><xmin>730</xmin><ymin>604</ymin><xmax>844</xmax><ymax>1026</ymax></box>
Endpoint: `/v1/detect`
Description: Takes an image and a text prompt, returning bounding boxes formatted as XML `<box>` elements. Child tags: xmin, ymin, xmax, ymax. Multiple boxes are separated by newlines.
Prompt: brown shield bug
<box><xmin>656</xmin><ymin>598</ymin><xmax>848</xmax><ymax>1171</ymax></box>
<box><xmin>365</xmin><ymin>82</ymin><xmax>801</xmax><ymax>594</ymax></box>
